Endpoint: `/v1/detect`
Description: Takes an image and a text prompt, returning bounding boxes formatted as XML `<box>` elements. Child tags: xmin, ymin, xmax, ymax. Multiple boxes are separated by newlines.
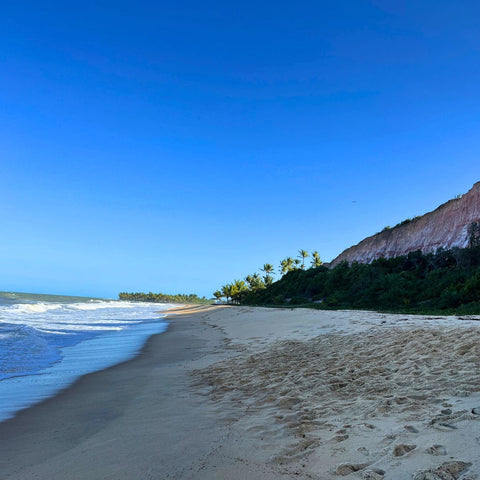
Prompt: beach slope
<box><xmin>1</xmin><ymin>306</ymin><xmax>480</xmax><ymax>479</ymax></box>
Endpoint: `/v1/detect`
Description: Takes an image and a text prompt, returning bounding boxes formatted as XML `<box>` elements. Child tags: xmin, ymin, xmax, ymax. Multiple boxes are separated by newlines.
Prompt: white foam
<box><xmin>11</xmin><ymin>303</ymin><xmax>63</xmax><ymax>314</ymax></box>
<box><xmin>0</xmin><ymin>320</ymin><xmax>168</xmax><ymax>421</ymax></box>
<box><xmin>0</xmin><ymin>298</ymin><xmax>175</xmax><ymax>420</ymax></box>
<box><xmin>68</xmin><ymin>301</ymin><xmax>136</xmax><ymax>310</ymax></box>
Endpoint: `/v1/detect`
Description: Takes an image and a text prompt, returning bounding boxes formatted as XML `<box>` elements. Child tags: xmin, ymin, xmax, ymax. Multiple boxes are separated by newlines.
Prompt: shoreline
<box><xmin>2</xmin><ymin>306</ymin><xmax>480</xmax><ymax>479</ymax></box>
<box><xmin>0</xmin><ymin>305</ymin><xmax>178</xmax><ymax>423</ymax></box>
<box><xmin>0</xmin><ymin>303</ymin><xmax>172</xmax><ymax>423</ymax></box>
<box><xmin>0</xmin><ymin>305</ymin><xmax>228</xmax><ymax>479</ymax></box>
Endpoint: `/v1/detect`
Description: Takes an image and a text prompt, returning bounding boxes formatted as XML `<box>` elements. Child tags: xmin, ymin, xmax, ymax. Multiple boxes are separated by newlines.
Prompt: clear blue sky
<box><xmin>1</xmin><ymin>1</ymin><xmax>480</xmax><ymax>298</ymax></box>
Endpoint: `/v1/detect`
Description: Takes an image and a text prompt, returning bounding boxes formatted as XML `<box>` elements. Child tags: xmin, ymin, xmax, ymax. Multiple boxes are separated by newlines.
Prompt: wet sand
<box><xmin>1</xmin><ymin>306</ymin><xmax>480</xmax><ymax>479</ymax></box>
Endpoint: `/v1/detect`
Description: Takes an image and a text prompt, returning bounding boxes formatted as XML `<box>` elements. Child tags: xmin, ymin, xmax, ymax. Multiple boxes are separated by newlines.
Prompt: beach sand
<box><xmin>1</xmin><ymin>306</ymin><xmax>480</xmax><ymax>479</ymax></box>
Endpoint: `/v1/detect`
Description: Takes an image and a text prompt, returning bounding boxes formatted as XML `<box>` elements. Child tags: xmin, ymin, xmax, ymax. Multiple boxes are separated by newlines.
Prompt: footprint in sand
<box><xmin>433</xmin><ymin>422</ymin><xmax>457</xmax><ymax>431</ymax></box>
<box><xmin>393</xmin><ymin>444</ymin><xmax>416</xmax><ymax>457</ymax></box>
<box><xmin>425</xmin><ymin>444</ymin><xmax>447</xmax><ymax>456</ymax></box>
<box><xmin>357</xmin><ymin>446</ymin><xmax>370</xmax><ymax>456</ymax></box>
<box><xmin>404</xmin><ymin>425</ymin><xmax>419</xmax><ymax>433</ymax></box>
<box><xmin>334</xmin><ymin>463</ymin><xmax>370</xmax><ymax>476</ymax></box>
<box><xmin>359</xmin><ymin>423</ymin><xmax>376</xmax><ymax>431</ymax></box>
<box><xmin>362</xmin><ymin>469</ymin><xmax>385</xmax><ymax>479</ymax></box>
<box><xmin>413</xmin><ymin>461</ymin><xmax>471</xmax><ymax>480</ymax></box>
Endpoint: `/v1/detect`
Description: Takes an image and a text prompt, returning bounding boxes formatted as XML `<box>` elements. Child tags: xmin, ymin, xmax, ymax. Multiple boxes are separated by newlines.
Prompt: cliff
<box><xmin>330</xmin><ymin>182</ymin><xmax>480</xmax><ymax>267</ymax></box>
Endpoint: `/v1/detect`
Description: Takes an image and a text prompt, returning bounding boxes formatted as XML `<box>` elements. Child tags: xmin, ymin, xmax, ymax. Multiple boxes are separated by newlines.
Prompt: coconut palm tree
<box><xmin>213</xmin><ymin>290</ymin><xmax>223</xmax><ymax>302</ymax></box>
<box><xmin>298</xmin><ymin>249</ymin><xmax>309</xmax><ymax>269</ymax></box>
<box><xmin>232</xmin><ymin>279</ymin><xmax>248</xmax><ymax>303</ymax></box>
<box><xmin>311</xmin><ymin>251</ymin><xmax>323</xmax><ymax>268</ymax></box>
<box><xmin>287</xmin><ymin>257</ymin><xmax>296</xmax><ymax>271</ymax></box>
<box><xmin>261</xmin><ymin>263</ymin><xmax>274</xmax><ymax>275</ymax></box>
<box><xmin>246</xmin><ymin>273</ymin><xmax>264</xmax><ymax>290</ymax></box>
<box><xmin>263</xmin><ymin>275</ymin><xmax>274</xmax><ymax>287</ymax></box>
<box><xmin>221</xmin><ymin>284</ymin><xmax>234</xmax><ymax>304</ymax></box>
<box><xmin>280</xmin><ymin>257</ymin><xmax>296</xmax><ymax>275</ymax></box>
<box><xmin>261</xmin><ymin>263</ymin><xmax>275</xmax><ymax>286</ymax></box>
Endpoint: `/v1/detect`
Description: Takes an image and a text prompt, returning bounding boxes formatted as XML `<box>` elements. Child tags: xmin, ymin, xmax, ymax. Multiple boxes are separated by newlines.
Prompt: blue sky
<box><xmin>1</xmin><ymin>1</ymin><xmax>480</xmax><ymax>298</ymax></box>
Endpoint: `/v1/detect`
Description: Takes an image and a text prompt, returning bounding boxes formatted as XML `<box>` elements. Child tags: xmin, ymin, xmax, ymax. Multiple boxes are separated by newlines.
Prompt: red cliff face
<box><xmin>331</xmin><ymin>182</ymin><xmax>480</xmax><ymax>267</ymax></box>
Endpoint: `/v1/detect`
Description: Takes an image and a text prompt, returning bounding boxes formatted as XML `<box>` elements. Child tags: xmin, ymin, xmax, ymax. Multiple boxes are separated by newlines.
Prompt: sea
<box><xmin>0</xmin><ymin>291</ymin><xmax>171</xmax><ymax>422</ymax></box>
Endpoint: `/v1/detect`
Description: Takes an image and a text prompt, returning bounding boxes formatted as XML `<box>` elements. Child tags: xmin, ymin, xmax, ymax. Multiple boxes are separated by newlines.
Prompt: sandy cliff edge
<box><xmin>331</xmin><ymin>181</ymin><xmax>480</xmax><ymax>266</ymax></box>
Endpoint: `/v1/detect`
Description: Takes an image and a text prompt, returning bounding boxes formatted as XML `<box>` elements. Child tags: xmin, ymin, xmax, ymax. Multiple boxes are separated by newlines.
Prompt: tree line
<box><xmin>214</xmin><ymin>250</ymin><xmax>322</xmax><ymax>304</ymax></box>
<box><xmin>214</xmin><ymin>222</ymin><xmax>480</xmax><ymax>314</ymax></box>
<box><xmin>118</xmin><ymin>292</ymin><xmax>211</xmax><ymax>304</ymax></box>
<box><xmin>238</xmin><ymin>245</ymin><xmax>480</xmax><ymax>314</ymax></box>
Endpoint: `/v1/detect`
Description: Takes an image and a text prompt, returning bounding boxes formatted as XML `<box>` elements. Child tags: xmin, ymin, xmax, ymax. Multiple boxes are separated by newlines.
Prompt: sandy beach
<box><xmin>1</xmin><ymin>306</ymin><xmax>480</xmax><ymax>479</ymax></box>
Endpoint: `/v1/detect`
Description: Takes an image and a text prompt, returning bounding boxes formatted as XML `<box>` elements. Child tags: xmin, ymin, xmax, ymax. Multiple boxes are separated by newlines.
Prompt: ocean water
<box><xmin>0</xmin><ymin>291</ymin><xmax>171</xmax><ymax>421</ymax></box>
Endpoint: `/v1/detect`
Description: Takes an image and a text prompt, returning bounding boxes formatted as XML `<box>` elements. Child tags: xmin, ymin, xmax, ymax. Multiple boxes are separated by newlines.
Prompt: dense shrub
<box><xmin>241</xmin><ymin>246</ymin><xmax>480</xmax><ymax>314</ymax></box>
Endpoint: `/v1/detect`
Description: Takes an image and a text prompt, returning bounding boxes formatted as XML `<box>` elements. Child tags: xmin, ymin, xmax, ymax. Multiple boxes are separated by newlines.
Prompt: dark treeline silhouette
<box><xmin>118</xmin><ymin>292</ymin><xmax>210</xmax><ymax>304</ymax></box>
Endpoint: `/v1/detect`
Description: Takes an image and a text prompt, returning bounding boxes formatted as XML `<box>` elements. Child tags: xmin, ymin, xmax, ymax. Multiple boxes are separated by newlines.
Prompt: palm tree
<box><xmin>213</xmin><ymin>290</ymin><xmax>223</xmax><ymax>303</ymax></box>
<box><xmin>261</xmin><ymin>263</ymin><xmax>274</xmax><ymax>286</ymax></box>
<box><xmin>286</xmin><ymin>257</ymin><xmax>295</xmax><ymax>271</ymax></box>
<box><xmin>298</xmin><ymin>249</ymin><xmax>309</xmax><ymax>269</ymax></box>
<box><xmin>311</xmin><ymin>251</ymin><xmax>323</xmax><ymax>268</ymax></box>
<box><xmin>280</xmin><ymin>256</ymin><xmax>296</xmax><ymax>276</ymax></box>
<box><xmin>221</xmin><ymin>284</ymin><xmax>234</xmax><ymax>304</ymax></box>
<box><xmin>263</xmin><ymin>275</ymin><xmax>274</xmax><ymax>287</ymax></box>
<box><xmin>232</xmin><ymin>279</ymin><xmax>247</xmax><ymax>304</ymax></box>
<box><xmin>246</xmin><ymin>273</ymin><xmax>264</xmax><ymax>290</ymax></box>
<box><xmin>261</xmin><ymin>263</ymin><xmax>274</xmax><ymax>275</ymax></box>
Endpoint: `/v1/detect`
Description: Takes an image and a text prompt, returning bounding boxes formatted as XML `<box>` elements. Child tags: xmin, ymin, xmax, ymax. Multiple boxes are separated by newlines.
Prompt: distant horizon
<box><xmin>4</xmin><ymin>179</ymin><xmax>480</xmax><ymax>299</ymax></box>
<box><xmin>3</xmin><ymin>178</ymin><xmax>480</xmax><ymax>298</ymax></box>
<box><xmin>0</xmin><ymin>289</ymin><xmax>212</xmax><ymax>301</ymax></box>
<box><xmin>0</xmin><ymin>290</ymin><xmax>112</xmax><ymax>300</ymax></box>
<box><xmin>3</xmin><ymin>178</ymin><xmax>480</xmax><ymax>299</ymax></box>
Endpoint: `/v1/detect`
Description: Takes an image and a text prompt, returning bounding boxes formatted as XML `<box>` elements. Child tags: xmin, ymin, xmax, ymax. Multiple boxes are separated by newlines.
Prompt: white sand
<box><xmin>2</xmin><ymin>305</ymin><xmax>480</xmax><ymax>480</ymax></box>
<box><xmin>195</xmin><ymin>307</ymin><xmax>480</xmax><ymax>479</ymax></box>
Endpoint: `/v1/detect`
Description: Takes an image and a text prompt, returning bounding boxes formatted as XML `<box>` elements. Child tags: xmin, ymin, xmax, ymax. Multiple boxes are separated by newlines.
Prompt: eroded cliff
<box><xmin>331</xmin><ymin>182</ymin><xmax>480</xmax><ymax>267</ymax></box>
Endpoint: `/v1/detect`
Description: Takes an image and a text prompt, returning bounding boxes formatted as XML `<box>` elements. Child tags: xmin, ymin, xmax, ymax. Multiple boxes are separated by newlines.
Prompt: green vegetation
<box><xmin>235</xmin><ymin>246</ymin><xmax>480</xmax><ymax>314</ymax></box>
<box><xmin>468</xmin><ymin>221</ymin><xmax>480</xmax><ymax>248</ymax></box>
<box><xmin>118</xmin><ymin>292</ymin><xmax>211</xmax><ymax>304</ymax></box>
<box><xmin>216</xmin><ymin>223</ymin><xmax>480</xmax><ymax>314</ymax></box>
<box><xmin>379</xmin><ymin>216</ymin><xmax>421</xmax><ymax>234</ymax></box>
<box><xmin>218</xmin><ymin>250</ymin><xmax>322</xmax><ymax>304</ymax></box>
<box><xmin>395</xmin><ymin>216</ymin><xmax>420</xmax><ymax>228</ymax></box>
